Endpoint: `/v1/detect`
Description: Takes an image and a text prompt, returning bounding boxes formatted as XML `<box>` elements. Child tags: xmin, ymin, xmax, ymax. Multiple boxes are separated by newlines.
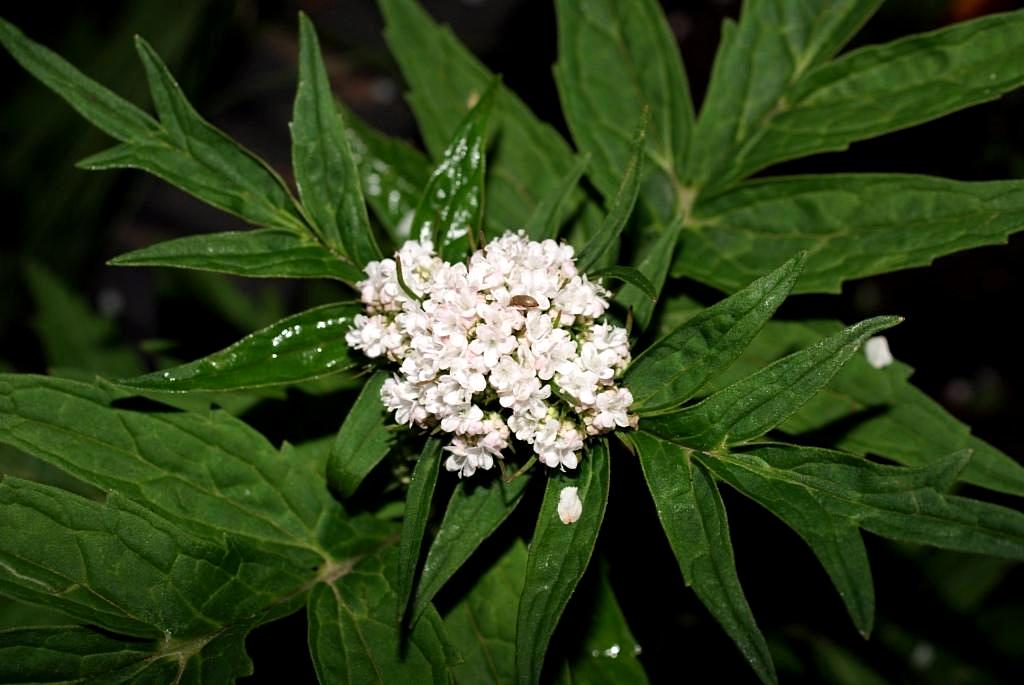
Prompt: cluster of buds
<box><xmin>346</xmin><ymin>231</ymin><xmax>636</xmax><ymax>477</ymax></box>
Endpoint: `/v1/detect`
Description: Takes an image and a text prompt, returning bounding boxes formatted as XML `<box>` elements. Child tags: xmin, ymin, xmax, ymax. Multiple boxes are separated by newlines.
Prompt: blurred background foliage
<box><xmin>1</xmin><ymin>1</ymin><xmax>1022</xmax><ymax>682</ymax></box>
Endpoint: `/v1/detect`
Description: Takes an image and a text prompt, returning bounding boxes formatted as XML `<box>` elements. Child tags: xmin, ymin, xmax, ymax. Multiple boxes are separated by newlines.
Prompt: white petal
<box><xmin>864</xmin><ymin>336</ymin><xmax>894</xmax><ymax>369</ymax></box>
<box><xmin>557</xmin><ymin>486</ymin><xmax>583</xmax><ymax>524</ymax></box>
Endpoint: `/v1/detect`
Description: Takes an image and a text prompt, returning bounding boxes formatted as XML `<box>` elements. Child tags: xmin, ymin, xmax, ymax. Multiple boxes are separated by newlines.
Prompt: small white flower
<box><xmin>864</xmin><ymin>336</ymin><xmax>894</xmax><ymax>369</ymax></box>
<box><xmin>557</xmin><ymin>486</ymin><xmax>583</xmax><ymax>524</ymax></box>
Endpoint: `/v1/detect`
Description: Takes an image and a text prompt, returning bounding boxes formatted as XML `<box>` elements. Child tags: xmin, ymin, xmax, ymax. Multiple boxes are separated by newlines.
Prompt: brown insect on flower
<box><xmin>510</xmin><ymin>294</ymin><xmax>539</xmax><ymax>310</ymax></box>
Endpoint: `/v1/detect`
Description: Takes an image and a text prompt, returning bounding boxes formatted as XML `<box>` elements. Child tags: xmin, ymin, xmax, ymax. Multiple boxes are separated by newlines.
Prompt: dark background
<box><xmin>1</xmin><ymin>1</ymin><xmax>1022</xmax><ymax>682</ymax></box>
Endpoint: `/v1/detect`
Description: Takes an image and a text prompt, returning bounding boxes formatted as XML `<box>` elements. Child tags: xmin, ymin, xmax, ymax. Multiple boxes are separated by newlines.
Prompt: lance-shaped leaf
<box><xmin>0</xmin><ymin>18</ymin><xmax>157</xmax><ymax>141</ymax></box>
<box><xmin>697</xmin><ymin>315</ymin><xmax>1024</xmax><ymax>497</ymax></box>
<box><xmin>554</xmin><ymin>0</ymin><xmax>694</xmax><ymax>202</ymax></box>
<box><xmin>576</xmin><ymin>115</ymin><xmax>646</xmax><ymax>274</ymax></box>
<box><xmin>0</xmin><ymin>477</ymin><xmax>286</xmax><ymax>639</ymax></box>
<box><xmin>396</xmin><ymin>438</ymin><xmax>442</xmax><ymax>623</ymax></box>
<box><xmin>109</xmin><ymin>228</ymin><xmax>363</xmax><ymax>282</ymax></box>
<box><xmin>675</xmin><ymin>174</ymin><xmax>1024</xmax><ymax>294</ymax></box>
<box><xmin>378</xmin><ymin>0</ymin><xmax>579</xmax><ymax>229</ymax></box>
<box><xmin>307</xmin><ymin>548</ymin><xmax>456</xmax><ymax>685</ymax></box>
<box><xmin>525</xmin><ymin>154</ymin><xmax>590</xmax><ymax>241</ymax></box>
<box><xmin>698</xmin><ymin>450</ymin><xmax>875</xmax><ymax>637</ymax></box>
<box><xmin>327</xmin><ymin>372</ymin><xmax>395</xmax><ymax>499</ymax></box>
<box><xmin>0</xmin><ymin>374</ymin><xmax>394</xmax><ymax>569</ymax></box>
<box><xmin>517</xmin><ymin>441</ymin><xmax>610</xmax><ymax>685</ymax></box>
<box><xmin>690</xmin><ymin>0</ymin><xmax>881</xmax><ymax>189</ymax></box>
<box><xmin>292</xmin><ymin>14</ymin><xmax>381</xmax><ymax>266</ymax></box>
<box><xmin>444</xmin><ymin>539</ymin><xmax>527</xmax><ymax>685</ymax></box>
<box><xmin>730</xmin><ymin>9</ymin><xmax>1024</xmax><ymax>188</ymax></box>
<box><xmin>626</xmin><ymin>252</ymin><xmax>805</xmax><ymax>413</ymax></box>
<box><xmin>116</xmin><ymin>302</ymin><xmax>361</xmax><ymax>392</ymax></box>
<box><xmin>0</xmin><ymin>623</ymin><xmax>257</xmax><ymax>684</ymax></box>
<box><xmin>345</xmin><ymin>107</ymin><xmax>431</xmax><ymax>243</ymax></box>
<box><xmin>615</xmin><ymin>214</ymin><xmax>684</xmax><ymax>331</ymax></box>
<box><xmin>632</xmin><ymin>431</ymin><xmax>775</xmax><ymax>685</ymax></box>
<box><xmin>411</xmin><ymin>474</ymin><xmax>532</xmax><ymax>623</ymax></box>
<box><xmin>641</xmin><ymin>316</ymin><xmax>900</xmax><ymax>451</ymax></box>
<box><xmin>709</xmin><ymin>445</ymin><xmax>1024</xmax><ymax>560</ymax></box>
<box><xmin>410</xmin><ymin>81</ymin><xmax>495</xmax><ymax>262</ymax></box>
<box><xmin>590</xmin><ymin>266</ymin><xmax>658</xmax><ymax>303</ymax></box>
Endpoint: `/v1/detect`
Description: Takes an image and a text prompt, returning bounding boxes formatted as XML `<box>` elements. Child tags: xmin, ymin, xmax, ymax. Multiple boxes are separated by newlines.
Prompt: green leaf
<box><xmin>327</xmin><ymin>372</ymin><xmax>395</xmax><ymax>499</ymax></box>
<box><xmin>625</xmin><ymin>252</ymin><xmax>805</xmax><ymax>413</ymax></box>
<box><xmin>589</xmin><ymin>266</ymin><xmax>658</xmax><ymax>303</ymax></box>
<box><xmin>411</xmin><ymin>81</ymin><xmax>495</xmax><ymax>262</ymax></box>
<box><xmin>378</xmin><ymin>0</ymin><xmax>580</xmax><ymax>230</ymax></box>
<box><xmin>576</xmin><ymin>115</ymin><xmax>646</xmax><ymax>274</ymax></box>
<box><xmin>676</xmin><ymin>174</ymin><xmax>1024</xmax><ymax>294</ymax></box>
<box><xmin>709</xmin><ymin>445</ymin><xmax>1024</xmax><ymax>560</ymax></box>
<box><xmin>524</xmin><ymin>154</ymin><xmax>591</xmax><ymax>241</ymax></box>
<box><xmin>108</xmin><ymin>37</ymin><xmax>307</xmax><ymax>233</ymax></box>
<box><xmin>0</xmin><ymin>18</ymin><xmax>157</xmax><ymax>141</ymax></box>
<box><xmin>293</xmin><ymin>14</ymin><xmax>381</xmax><ymax>266</ymax></box>
<box><xmin>632</xmin><ymin>431</ymin><xmax>775</xmax><ymax>685</ymax></box>
<box><xmin>307</xmin><ymin>548</ymin><xmax>456</xmax><ymax>685</ymax></box>
<box><xmin>412</xmin><ymin>474</ymin><xmax>532</xmax><ymax>623</ymax></box>
<box><xmin>699</xmin><ymin>449</ymin><xmax>875</xmax><ymax>637</ymax></box>
<box><xmin>517</xmin><ymin>441</ymin><xmax>610</xmax><ymax>685</ymax></box>
<box><xmin>345</xmin><ymin>107</ymin><xmax>431</xmax><ymax>243</ymax></box>
<box><xmin>690</xmin><ymin>0</ymin><xmax>881</xmax><ymax>190</ymax></box>
<box><xmin>0</xmin><ymin>476</ymin><xmax>282</xmax><ymax>638</ymax></box>
<box><xmin>726</xmin><ymin>9</ymin><xmax>1024</xmax><ymax>188</ymax></box>
<box><xmin>115</xmin><ymin>302</ymin><xmax>361</xmax><ymax>392</ymax></box>
<box><xmin>554</xmin><ymin>0</ymin><xmax>694</xmax><ymax>202</ymax></box>
<box><xmin>24</xmin><ymin>262</ymin><xmax>141</xmax><ymax>378</ymax></box>
<box><xmin>444</xmin><ymin>539</ymin><xmax>527</xmax><ymax>685</ymax></box>
<box><xmin>396</xmin><ymin>438</ymin><xmax>442</xmax><ymax>623</ymax></box>
<box><xmin>704</xmin><ymin>315</ymin><xmax>1024</xmax><ymax>497</ymax></box>
<box><xmin>0</xmin><ymin>374</ymin><xmax>391</xmax><ymax>568</ymax></box>
<box><xmin>614</xmin><ymin>214</ymin><xmax>684</xmax><ymax>331</ymax></box>
<box><xmin>109</xmin><ymin>228</ymin><xmax>363</xmax><ymax>282</ymax></box>
<box><xmin>642</xmin><ymin>316</ymin><xmax>901</xmax><ymax>450</ymax></box>
<box><xmin>554</xmin><ymin>568</ymin><xmax>648</xmax><ymax>684</ymax></box>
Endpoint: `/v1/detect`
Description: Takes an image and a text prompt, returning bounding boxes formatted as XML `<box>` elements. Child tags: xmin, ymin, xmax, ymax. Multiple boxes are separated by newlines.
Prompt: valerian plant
<box><xmin>1</xmin><ymin>1</ymin><xmax>1024</xmax><ymax>683</ymax></box>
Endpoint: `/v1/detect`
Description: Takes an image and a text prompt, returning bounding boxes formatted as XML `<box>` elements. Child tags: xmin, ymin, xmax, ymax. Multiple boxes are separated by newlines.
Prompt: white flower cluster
<box><xmin>346</xmin><ymin>231</ymin><xmax>636</xmax><ymax>477</ymax></box>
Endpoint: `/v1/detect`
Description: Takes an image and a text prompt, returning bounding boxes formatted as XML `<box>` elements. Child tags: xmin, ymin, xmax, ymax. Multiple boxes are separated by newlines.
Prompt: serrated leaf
<box><xmin>412</xmin><ymin>474</ymin><xmax>532</xmax><ymax>624</ymax></box>
<box><xmin>710</xmin><ymin>445</ymin><xmax>1024</xmax><ymax>560</ymax></box>
<box><xmin>703</xmin><ymin>315</ymin><xmax>1024</xmax><ymax>497</ymax></box>
<box><xmin>97</xmin><ymin>37</ymin><xmax>307</xmax><ymax>233</ymax></box>
<box><xmin>642</xmin><ymin>316</ymin><xmax>901</xmax><ymax>450</ymax></box>
<box><xmin>346</xmin><ymin>107</ymin><xmax>431</xmax><ymax>243</ymax></box>
<box><xmin>576</xmin><ymin>115</ymin><xmax>646</xmax><ymax>274</ymax></box>
<box><xmin>690</xmin><ymin>0</ymin><xmax>881</xmax><ymax>190</ymax></box>
<box><xmin>614</xmin><ymin>214</ymin><xmax>684</xmax><ymax>331</ymax></box>
<box><xmin>589</xmin><ymin>266</ymin><xmax>658</xmax><ymax>303</ymax></box>
<box><xmin>0</xmin><ymin>374</ymin><xmax>392</xmax><ymax>567</ymax></box>
<box><xmin>632</xmin><ymin>431</ymin><xmax>775</xmax><ymax>685</ymax></box>
<box><xmin>727</xmin><ymin>9</ymin><xmax>1024</xmax><ymax>188</ymax></box>
<box><xmin>327</xmin><ymin>372</ymin><xmax>395</xmax><ymax>499</ymax></box>
<box><xmin>0</xmin><ymin>477</ymin><xmax>286</xmax><ymax>638</ymax></box>
<box><xmin>25</xmin><ymin>262</ymin><xmax>142</xmax><ymax>378</ymax></box>
<box><xmin>699</xmin><ymin>449</ymin><xmax>875</xmax><ymax>637</ymax></box>
<box><xmin>444</xmin><ymin>539</ymin><xmax>527</xmax><ymax>685</ymax></box>
<box><xmin>524</xmin><ymin>154</ymin><xmax>590</xmax><ymax>241</ymax></box>
<box><xmin>625</xmin><ymin>252</ymin><xmax>805</xmax><ymax>413</ymax></box>
<box><xmin>293</xmin><ymin>14</ymin><xmax>381</xmax><ymax>266</ymax></box>
<box><xmin>0</xmin><ymin>18</ymin><xmax>157</xmax><ymax>141</ymax></box>
<box><xmin>307</xmin><ymin>548</ymin><xmax>455</xmax><ymax>685</ymax></box>
<box><xmin>554</xmin><ymin>0</ymin><xmax>694</xmax><ymax>204</ymax></box>
<box><xmin>396</xmin><ymin>438</ymin><xmax>442</xmax><ymax>623</ymax></box>
<box><xmin>675</xmin><ymin>174</ymin><xmax>1024</xmax><ymax>294</ymax></box>
<box><xmin>411</xmin><ymin>80</ymin><xmax>495</xmax><ymax>262</ymax></box>
<box><xmin>115</xmin><ymin>302</ymin><xmax>361</xmax><ymax>392</ymax></box>
<box><xmin>516</xmin><ymin>441</ymin><xmax>610</xmax><ymax>685</ymax></box>
<box><xmin>110</xmin><ymin>228</ymin><xmax>363</xmax><ymax>281</ymax></box>
<box><xmin>378</xmin><ymin>0</ymin><xmax>579</xmax><ymax>230</ymax></box>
